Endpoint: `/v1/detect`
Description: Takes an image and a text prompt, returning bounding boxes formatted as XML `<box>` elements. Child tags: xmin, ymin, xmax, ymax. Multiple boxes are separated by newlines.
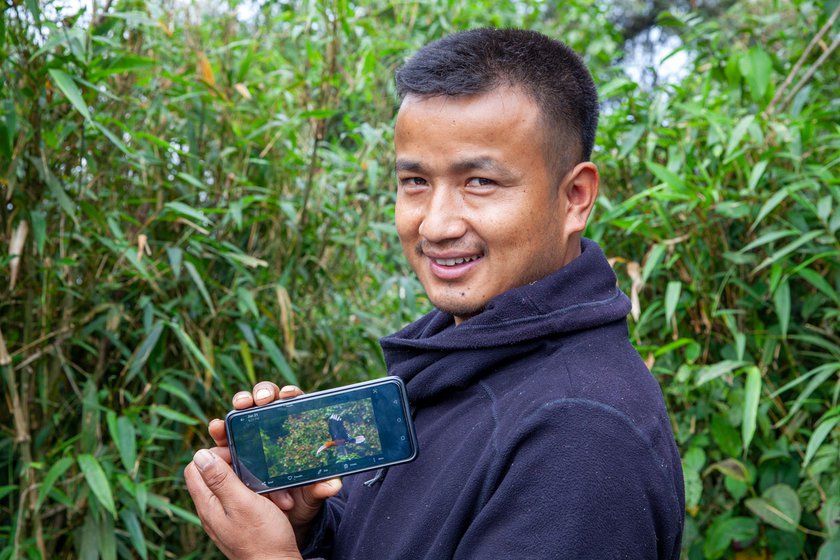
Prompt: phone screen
<box><xmin>225</xmin><ymin>378</ymin><xmax>417</xmax><ymax>493</ymax></box>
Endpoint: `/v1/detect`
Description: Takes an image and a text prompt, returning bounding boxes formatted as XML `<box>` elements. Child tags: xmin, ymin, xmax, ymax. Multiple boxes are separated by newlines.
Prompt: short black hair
<box><xmin>395</xmin><ymin>28</ymin><xmax>599</xmax><ymax>176</ymax></box>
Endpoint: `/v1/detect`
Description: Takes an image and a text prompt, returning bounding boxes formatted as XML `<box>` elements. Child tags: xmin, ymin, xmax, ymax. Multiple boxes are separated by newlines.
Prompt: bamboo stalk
<box><xmin>780</xmin><ymin>34</ymin><xmax>840</xmax><ymax>111</ymax></box>
<box><xmin>765</xmin><ymin>2</ymin><xmax>840</xmax><ymax>116</ymax></box>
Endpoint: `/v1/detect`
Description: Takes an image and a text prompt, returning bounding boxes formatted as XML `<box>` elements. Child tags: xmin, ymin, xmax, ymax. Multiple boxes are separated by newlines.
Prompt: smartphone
<box><xmin>225</xmin><ymin>377</ymin><xmax>418</xmax><ymax>493</ymax></box>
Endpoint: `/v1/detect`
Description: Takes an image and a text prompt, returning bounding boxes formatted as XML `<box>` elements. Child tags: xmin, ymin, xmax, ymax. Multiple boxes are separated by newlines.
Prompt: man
<box><xmin>185</xmin><ymin>28</ymin><xmax>685</xmax><ymax>559</ymax></box>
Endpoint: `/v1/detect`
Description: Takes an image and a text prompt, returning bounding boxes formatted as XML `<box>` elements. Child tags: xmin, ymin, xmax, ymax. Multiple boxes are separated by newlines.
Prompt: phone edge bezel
<box><xmin>224</xmin><ymin>376</ymin><xmax>418</xmax><ymax>494</ymax></box>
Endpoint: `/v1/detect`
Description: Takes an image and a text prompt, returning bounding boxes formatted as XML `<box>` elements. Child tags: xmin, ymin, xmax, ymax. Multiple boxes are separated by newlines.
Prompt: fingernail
<box><xmin>233</xmin><ymin>392</ymin><xmax>249</xmax><ymax>404</ymax></box>
<box><xmin>255</xmin><ymin>388</ymin><xmax>271</xmax><ymax>400</ymax></box>
<box><xmin>281</xmin><ymin>385</ymin><xmax>296</xmax><ymax>392</ymax></box>
<box><xmin>194</xmin><ymin>449</ymin><xmax>215</xmax><ymax>471</ymax></box>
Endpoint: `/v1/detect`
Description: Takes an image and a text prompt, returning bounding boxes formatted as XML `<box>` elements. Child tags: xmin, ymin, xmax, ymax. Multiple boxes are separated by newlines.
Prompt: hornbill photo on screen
<box><xmin>316</xmin><ymin>413</ymin><xmax>366</xmax><ymax>456</ymax></box>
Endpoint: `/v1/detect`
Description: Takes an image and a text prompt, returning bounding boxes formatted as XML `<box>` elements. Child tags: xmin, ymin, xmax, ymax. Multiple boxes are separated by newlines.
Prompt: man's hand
<box><xmin>185</xmin><ymin>448</ymin><xmax>303</xmax><ymax>559</ymax></box>
<box><xmin>186</xmin><ymin>382</ymin><xmax>342</xmax><ymax>557</ymax></box>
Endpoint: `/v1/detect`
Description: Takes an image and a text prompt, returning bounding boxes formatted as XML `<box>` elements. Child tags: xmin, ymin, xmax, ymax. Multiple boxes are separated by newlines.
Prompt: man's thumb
<box><xmin>194</xmin><ymin>449</ymin><xmax>242</xmax><ymax>501</ymax></box>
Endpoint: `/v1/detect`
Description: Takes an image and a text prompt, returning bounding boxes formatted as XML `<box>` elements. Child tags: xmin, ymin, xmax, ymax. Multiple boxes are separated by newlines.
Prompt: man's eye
<box><xmin>466</xmin><ymin>177</ymin><xmax>495</xmax><ymax>188</ymax></box>
<box><xmin>400</xmin><ymin>177</ymin><xmax>427</xmax><ymax>187</ymax></box>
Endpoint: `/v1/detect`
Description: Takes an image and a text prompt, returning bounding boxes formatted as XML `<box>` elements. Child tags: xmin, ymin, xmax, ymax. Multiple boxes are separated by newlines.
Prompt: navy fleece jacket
<box><xmin>303</xmin><ymin>239</ymin><xmax>684</xmax><ymax>559</ymax></box>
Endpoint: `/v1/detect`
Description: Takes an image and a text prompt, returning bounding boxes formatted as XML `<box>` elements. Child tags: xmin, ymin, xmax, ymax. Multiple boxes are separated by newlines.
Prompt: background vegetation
<box><xmin>0</xmin><ymin>0</ymin><xmax>837</xmax><ymax>558</ymax></box>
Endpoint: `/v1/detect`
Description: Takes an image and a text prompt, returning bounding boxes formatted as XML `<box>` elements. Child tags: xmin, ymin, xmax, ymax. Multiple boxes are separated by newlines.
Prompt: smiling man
<box><xmin>394</xmin><ymin>86</ymin><xmax>592</xmax><ymax>322</ymax></box>
<box><xmin>186</xmin><ymin>28</ymin><xmax>685</xmax><ymax>559</ymax></box>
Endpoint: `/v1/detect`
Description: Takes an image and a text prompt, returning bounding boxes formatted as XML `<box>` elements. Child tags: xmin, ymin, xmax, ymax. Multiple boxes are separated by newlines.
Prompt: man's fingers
<box><xmin>278</xmin><ymin>385</ymin><xmax>304</xmax><ymax>398</ymax></box>
<box><xmin>252</xmin><ymin>381</ymin><xmax>281</xmax><ymax>405</ymax></box>
<box><xmin>209</xmin><ymin>418</ymin><xmax>227</xmax><ymax>447</ymax></box>
<box><xmin>185</xmin><ymin>460</ymin><xmax>223</xmax><ymax>535</ymax></box>
<box><xmin>231</xmin><ymin>382</ymin><xmax>302</xmax><ymax>411</ymax></box>
<box><xmin>232</xmin><ymin>391</ymin><xmax>255</xmax><ymax>410</ymax></box>
<box><xmin>210</xmin><ymin>446</ymin><xmax>231</xmax><ymax>463</ymax></box>
<box><xmin>308</xmin><ymin>478</ymin><xmax>342</xmax><ymax>501</ymax></box>
<box><xmin>191</xmin><ymin>449</ymin><xmax>251</xmax><ymax>511</ymax></box>
<box><xmin>268</xmin><ymin>489</ymin><xmax>295</xmax><ymax>511</ymax></box>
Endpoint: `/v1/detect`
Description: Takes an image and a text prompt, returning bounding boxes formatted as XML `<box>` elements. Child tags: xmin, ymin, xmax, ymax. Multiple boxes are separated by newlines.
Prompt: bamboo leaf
<box><xmin>225</xmin><ymin>252</ymin><xmax>269</xmax><ymax>268</ymax></box>
<box><xmin>725</xmin><ymin>115</ymin><xmax>755</xmax><ymax>157</ymax></box>
<box><xmin>36</xmin><ymin>457</ymin><xmax>74</xmax><ymax>511</ymax></box>
<box><xmin>747</xmin><ymin>159</ymin><xmax>769</xmax><ymax>191</ymax></box>
<box><xmin>739</xmin><ymin>46</ymin><xmax>773</xmax><ymax>103</ymax></box>
<box><xmin>148</xmin><ymin>493</ymin><xmax>201</xmax><ymax>526</ymax></box>
<box><xmin>167</xmin><ymin>247</ymin><xmax>183</xmax><ymax>278</ymax></box>
<box><xmin>645</xmin><ymin>160</ymin><xmax>687</xmax><ymax>192</ymax></box>
<box><xmin>664</xmin><ymin>280</ymin><xmax>681</xmax><ymax>325</ymax></box>
<box><xmin>777</xmin><ymin>362</ymin><xmax>840</xmax><ymax>425</ymax></box>
<box><xmin>797</xmin><ymin>267</ymin><xmax>840</xmax><ymax>305</ymax></box>
<box><xmin>79</xmin><ymin>511</ymin><xmax>99</xmax><ymax>560</ymax></box>
<box><xmin>642</xmin><ymin>243</ymin><xmax>666</xmax><ymax>284</ymax></box>
<box><xmin>126</xmin><ymin>321</ymin><xmax>164</xmax><ymax>381</ymax></box>
<box><xmin>754</xmin><ymin>230</ymin><xmax>823</xmax><ymax>272</ymax></box>
<box><xmin>257</xmin><ymin>333</ymin><xmax>298</xmax><ymax>386</ymax></box>
<box><xmin>165</xmin><ymin>201</ymin><xmax>212</xmax><ymax>226</ymax></box>
<box><xmin>89</xmin><ymin>55</ymin><xmax>157</xmax><ymax>80</ymax></box>
<box><xmin>619</xmin><ymin>124</ymin><xmax>645</xmax><ymax>159</ymax></box>
<box><xmin>92</xmin><ymin>121</ymin><xmax>134</xmax><ymax>157</ymax></box>
<box><xmin>169</xmin><ymin>322</ymin><xmax>217</xmax><ymax>378</ymax></box>
<box><xmin>99</xmin><ymin>512</ymin><xmax>117</xmax><ymax>560</ymax></box>
<box><xmin>152</xmin><ymin>404</ymin><xmax>200</xmax><ymax>426</ymax></box>
<box><xmin>240</xmin><ymin>340</ymin><xmax>256</xmax><ymax>385</ymax></box>
<box><xmin>120</xmin><ymin>510</ymin><xmax>148</xmax><ymax>560</ymax></box>
<box><xmin>159</xmin><ymin>381</ymin><xmax>207</xmax><ymax>422</ymax></box>
<box><xmin>30</xmin><ymin>210</ymin><xmax>46</xmax><ymax>255</ymax></box>
<box><xmin>742</xmin><ymin>366</ymin><xmax>762</xmax><ymax>453</ymax></box>
<box><xmin>184</xmin><ymin>261</ymin><xmax>216</xmax><ymax>315</ymax></box>
<box><xmin>774</xmin><ymin>280</ymin><xmax>791</xmax><ymax>337</ymax></box>
<box><xmin>804</xmin><ymin>416</ymin><xmax>839</xmax><ymax>467</ymax></box>
<box><xmin>24</xmin><ymin>0</ymin><xmax>41</xmax><ymax>23</ymax></box>
<box><xmin>117</xmin><ymin>416</ymin><xmax>137</xmax><ymax>472</ymax></box>
<box><xmin>750</xmin><ymin>183</ymin><xmax>808</xmax><ymax>231</ymax></box>
<box><xmin>696</xmin><ymin>360</ymin><xmax>750</xmax><ymax>386</ymax></box>
<box><xmin>237</xmin><ymin>287</ymin><xmax>259</xmax><ymax>318</ymax></box>
<box><xmin>77</xmin><ymin>454</ymin><xmax>116</xmax><ymax>517</ymax></box>
<box><xmin>48</xmin><ymin>69</ymin><xmax>91</xmax><ymax>120</ymax></box>
<box><xmin>33</xmin><ymin>157</ymin><xmax>77</xmax><ymax>223</ymax></box>
<box><xmin>740</xmin><ymin>229</ymin><xmax>797</xmax><ymax>253</ymax></box>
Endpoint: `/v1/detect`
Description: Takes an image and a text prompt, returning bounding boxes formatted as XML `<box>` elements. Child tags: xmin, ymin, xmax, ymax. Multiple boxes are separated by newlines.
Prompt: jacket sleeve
<box><xmin>299</xmin><ymin>486</ymin><xmax>347</xmax><ymax>559</ymax></box>
<box><xmin>453</xmin><ymin>398</ymin><xmax>683</xmax><ymax>560</ymax></box>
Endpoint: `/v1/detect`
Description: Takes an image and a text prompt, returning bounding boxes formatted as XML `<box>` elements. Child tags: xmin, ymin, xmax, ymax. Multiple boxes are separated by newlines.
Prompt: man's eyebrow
<box><xmin>448</xmin><ymin>157</ymin><xmax>507</xmax><ymax>175</ymax></box>
<box><xmin>395</xmin><ymin>159</ymin><xmax>424</xmax><ymax>173</ymax></box>
<box><xmin>395</xmin><ymin>157</ymin><xmax>511</xmax><ymax>175</ymax></box>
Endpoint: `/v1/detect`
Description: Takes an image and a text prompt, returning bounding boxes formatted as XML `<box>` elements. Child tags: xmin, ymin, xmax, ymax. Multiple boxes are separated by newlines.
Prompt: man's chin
<box><xmin>431</xmin><ymin>299</ymin><xmax>486</xmax><ymax>324</ymax></box>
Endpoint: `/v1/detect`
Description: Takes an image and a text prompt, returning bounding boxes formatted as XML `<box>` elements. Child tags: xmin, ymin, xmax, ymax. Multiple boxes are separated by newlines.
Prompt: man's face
<box><xmin>394</xmin><ymin>87</ymin><xmax>581</xmax><ymax>324</ymax></box>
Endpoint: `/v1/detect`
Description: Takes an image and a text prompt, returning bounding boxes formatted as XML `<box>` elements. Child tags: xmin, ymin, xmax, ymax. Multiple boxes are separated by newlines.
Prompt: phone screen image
<box><xmin>226</xmin><ymin>378</ymin><xmax>417</xmax><ymax>493</ymax></box>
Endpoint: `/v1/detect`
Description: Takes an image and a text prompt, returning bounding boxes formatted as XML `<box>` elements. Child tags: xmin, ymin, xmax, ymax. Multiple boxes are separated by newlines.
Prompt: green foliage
<box><xmin>0</xmin><ymin>0</ymin><xmax>837</xmax><ymax>558</ymax></box>
<box><xmin>592</xmin><ymin>3</ymin><xmax>840</xmax><ymax>558</ymax></box>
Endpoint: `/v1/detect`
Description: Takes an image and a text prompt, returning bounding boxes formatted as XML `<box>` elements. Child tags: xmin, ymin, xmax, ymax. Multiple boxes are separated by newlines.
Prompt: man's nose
<box><xmin>418</xmin><ymin>186</ymin><xmax>467</xmax><ymax>242</ymax></box>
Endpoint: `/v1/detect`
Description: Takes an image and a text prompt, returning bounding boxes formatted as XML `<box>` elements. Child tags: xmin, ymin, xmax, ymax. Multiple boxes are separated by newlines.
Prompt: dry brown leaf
<box><xmin>9</xmin><ymin>220</ymin><xmax>28</xmax><ymax>291</ymax></box>
<box><xmin>0</xmin><ymin>326</ymin><xmax>10</xmax><ymax>366</ymax></box>
<box><xmin>276</xmin><ymin>286</ymin><xmax>297</xmax><ymax>360</ymax></box>
<box><xmin>234</xmin><ymin>83</ymin><xmax>252</xmax><ymax>100</ymax></box>
<box><xmin>197</xmin><ymin>52</ymin><xmax>215</xmax><ymax>88</ymax></box>
<box><xmin>158</xmin><ymin>19</ymin><xmax>173</xmax><ymax>38</ymax></box>
<box><xmin>626</xmin><ymin>260</ymin><xmax>642</xmax><ymax>322</ymax></box>
<box><xmin>645</xmin><ymin>352</ymin><xmax>655</xmax><ymax>370</ymax></box>
<box><xmin>137</xmin><ymin>233</ymin><xmax>150</xmax><ymax>261</ymax></box>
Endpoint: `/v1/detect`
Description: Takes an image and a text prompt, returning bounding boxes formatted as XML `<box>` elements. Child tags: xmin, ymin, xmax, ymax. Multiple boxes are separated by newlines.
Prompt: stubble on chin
<box><xmin>427</xmin><ymin>290</ymin><xmax>486</xmax><ymax>324</ymax></box>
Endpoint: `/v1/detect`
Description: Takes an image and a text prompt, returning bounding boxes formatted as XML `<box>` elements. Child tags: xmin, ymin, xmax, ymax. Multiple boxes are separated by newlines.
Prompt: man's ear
<box><xmin>561</xmin><ymin>162</ymin><xmax>599</xmax><ymax>236</ymax></box>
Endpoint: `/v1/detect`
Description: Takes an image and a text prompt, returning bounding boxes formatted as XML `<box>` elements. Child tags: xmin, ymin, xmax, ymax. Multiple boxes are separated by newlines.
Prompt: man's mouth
<box><xmin>432</xmin><ymin>255</ymin><xmax>482</xmax><ymax>267</ymax></box>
